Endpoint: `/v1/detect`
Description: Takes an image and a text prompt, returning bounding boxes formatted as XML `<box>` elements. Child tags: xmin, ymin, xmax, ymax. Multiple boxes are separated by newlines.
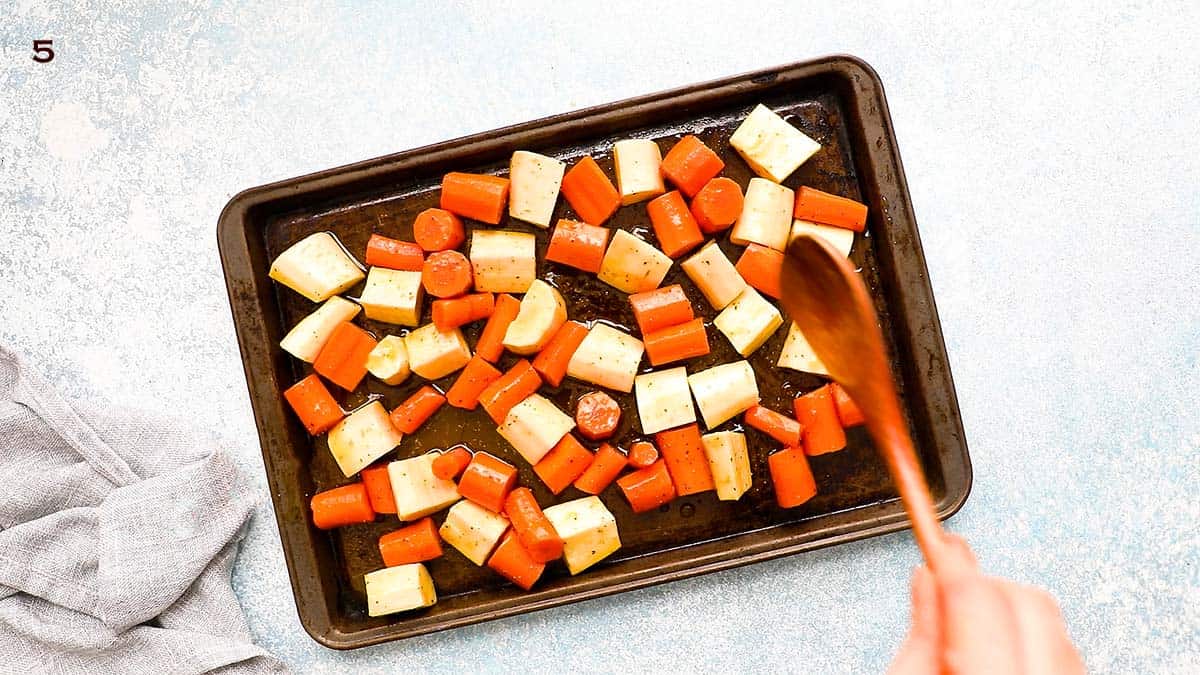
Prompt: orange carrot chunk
<box><xmin>440</xmin><ymin>172</ymin><xmax>510</xmax><ymax>225</ymax></box>
<box><xmin>504</xmin><ymin>487</ymin><xmax>565</xmax><ymax>563</ymax></box>
<box><xmin>660</xmin><ymin>135</ymin><xmax>725</xmax><ymax>198</ymax></box>
<box><xmin>531</xmin><ymin>320</ymin><xmax>589</xmax><ymax>387</ymax></box>
<box><xmin>735</xmin><ymin>243</ymin><xmax>784</xmax><ymax>299</ymax></box>
<box><xmin>646</xmin><ymin>190</ymin><xmax>705</xmax><ymax>258</ymax></box>
<box><xmin>412</xmin><ymin>207</ymin><xmax>466</xmax><ymax>252</ymax></box>
<box><xmin>311</xmin><ymin>483</ymin><xmax>375</xmax><ymax>529</ymax></box>
<box><xmin>743</xmin><ymin>405</ymin><xmax>803</xmax><ymax>447</ymax></box>
<box><xmin>445</xmin><ymin>356</ymin><xmax>502</xmax><ymax>410</ymax></box>
<box><xmin>572</xmin><ymin>443</ymin><xmax>627</xmax><ymax>495</ymax></box>
<box><xmin>533</xmin><ymin>434</ymin><xmax>593</xmax><ymax>495</ymax></box>
<box><xmin>627</xmin><ymin>440</ymin><xmax>659</xmax><ymax>469</ymax></box>
<box><xmin>643</xmin><ymin>317</ymin><xmax>710</xmax><ymax>367</ymax></box>
<box><xmin>575</xmin><ymin>391</ymin><xmax>621</xmax><ymax>440</ymax></box>
<box><xmin>283</xmin><ymin>374</ymin><xmax>344</xmax><ymax>435</ymax></box>
<box><xmin>560</xmin><ymin>156</ymin><xmax>621</xmax><ymax>225</ymax></box>
<box><xmin>475</xmin><ymin>293</ymin><xmax>521</xmax><ymax>363</ymax></box>
<box><xmin>360</xmin><ymin>464</ymin><xmax>397</xmax><ymax>514</ymax></box>
<box><xmin>830</xmin><ymin>382</ymin><xmax>865</xmax><ymax>427</ymax></box>
<box><xmin>389</xmin><ymin>385</ymin><xmax>446</xmax><ymax>434</ymax></box>
<box><xmin>488</xmin><ymin>530</ymin><xmax>546</xmax><ymax>591</ymax></box>
<box><xmin>457</xmin><ymin>452</ymin><xmax>519</xmax><ymax>513</ymax></box>
<box><xmin>312</xmin><ymin>322</ymin><xmax>378</xmax><ymax>391</ymax></box>
<box><xmin>422</xmin><ymin>250</ymin><xmax>473</xmax><ymax>298</ymax></box>
<box><xmin>629</xmin><ymin>284</ymin><xmax>695</xmax><ymax>335</ymax></box>
<box><xmin>793</xmin><ymin>186</ymin><xmax>868</xmax><ymax>232</ymax></box>
<box><xmin>432</xmin><ymin>445</ymin><xmax>473</xmax><ymax>480</ymax></box>
<box><xmin>690</xmin><ymin>177</ymin><xmax>744</xmax><ymax>233</ymax></box>
<box><xmin>655</xmin><ymin>424</ymin><xmax>715</xmax><ymax>496</ymax></box>
<box><xmin>768</xmin><ymin>447</ymin><xmax>817</xmax><ymax>508</ymax></box>
<box><xmin>794</xmin><ymin>385</ymin><xmax>847</xmax><ymax>456</ymax></box>
<box><xmin>365</xmin><ymin>234</ymin><xmax>425</xmax><ymax>271</ymax></box>
<box><xmin>617</xmin><ymin>459</ymin><xmax>677</xmax><ymax>513</ymax></box>
<box><xmin>545</xmin><ymin>219</ymin><xmax>611</xmax><ymax>273</ymax></box>
<box><xmin>433</xmin><ymin>292</ymin><xmax>495</xmax><ymax>331</ymax></box>
<box><xmin>379</xmin><ymin>517</ymin><xmax>443</xmax><ymax>566</ymax></box>
<box><xmin>478</xmin><ymin>359</ymin><xmax>542</xmax><ymax>424</ymax></box>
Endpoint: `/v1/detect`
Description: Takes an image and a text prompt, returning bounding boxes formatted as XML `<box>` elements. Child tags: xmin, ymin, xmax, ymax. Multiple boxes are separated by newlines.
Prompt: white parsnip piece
<box><xmin>358</xmin><ymin>267</ymin><xmax>423</xmax><ymax>326</ymax></box>
<box><xmin>439</xmin><ymin>500</ymin><xmax>509</xmax><ymax>566</ymax></box>
<box><xmin>509</xmin><ymin>151</ymin><xmax>566</xmax><ymax>228</ymax></box>
<box><xmin>730</xmin><ymin>103</ymin><xmax>821</xmax><ymax>183</ymax></box>
<box><xmin>469</xmin><ymin>230</ymin><xmax>536</xmax><ymax>293</ymax></box>
<box><xmin>388</xmin><ymin>453</ymin><xmax>460</xmax><ymax>521</ymax></box>
<box><xmin>730</xmin><ymin>178</ymin><xmax>794</xmax><ymax>251</ymax></box>
<box><xmin>269</xmin><ymin>232</ymin><xmax>364</xmax><ymax>302</ymax></box>
<box><xmin>328</xmin><ymin>401</ymin><xmax>403</xmax><ymax>477</ymax></box>
<box><xmin>543</xmin><ymin>496</ymin><xmax>621</xmax><ymax>574</ymax></box>
<box><xmin>713</xmin><ymin>287</ymin><xmax>783</xmax><ymax>357</ymax></box>
<box><xmin>597</xmin><ymin>230</ymin><xmax>673</xmax><ymax>294</ymax></box>
<box><xmin>790</xmin><ymin>219</ymin><xmax>854</xmax><ymax>258</ymax></box>
<box><xmin>687</xmin><ymin>360</ymin><xmax>759</xmax><ymax>429</ymax></box>
<box><xmin>502</xmin><ymin>279</ymin><xmax>567</xmax><ymax>355</ymax></box>
<box><xmin>680</xmin><ymin>241</ymin><xmax>747</xmax><ymax>310</ymax></box>
<box><xmin>613</xmin><ymin>139</ymin><xmax>666</xmax><ymax>205</ymax></box>
<box><xmin>635</xmin><ymin>367</ymin><xmax>697</xmax><ymax>435</ymax></box>
<box><xmin>366</xmin><ymin>335</ymin><xmax>411</xmax><ymax>385</ymax></box>
<box><xmin>498</xmin><ymin>394</ymin><xmax>575</xmax><ymax>464</ymax></box>
<box><xmin>404</xmin><ymin>323</ymin><xmax>471</xmax><ymax>380</ymax></box>
<box><xmin>700</xmin><ymin>431</ymin><xmax>752</xmax><ymax>501</ymax></box>
<box><xmin>566</xmin><ymin>323</ymin><xmax>644</xmax><ymax>393</ymax></box>
<box><xmin>280</xmin><ymin>296</ymin><xmax>360</xmax><ymax>362</ymax></box>
<box><xmin>777</xmin><ymin>321</ymin><xmax>830</xmax><ymax>376</ymax></box>
<box><xmin>364</xmin><ymin>564</ymin><xmax>436</xmax><ymax>616</ymax></box>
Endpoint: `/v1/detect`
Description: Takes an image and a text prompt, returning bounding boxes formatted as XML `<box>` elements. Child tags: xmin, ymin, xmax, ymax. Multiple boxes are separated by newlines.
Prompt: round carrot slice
<box><xmin>627</xmin><ymin>440</ymin><xmax>659</xmax><ymax>469</ymax></box>
<box><xmin>422</xmin><ymin>250</ymin><xmax>473</xmax><ymax>298</ymax></box>
<box><xmin>413</xmin><ymin>208</ymin><xmax>466</xmax><ymax>252</ymax></box>
<box><xmin>575</xmin><ymin>391</ymin><xmax>621</xmax><ymax>440</ymax></box>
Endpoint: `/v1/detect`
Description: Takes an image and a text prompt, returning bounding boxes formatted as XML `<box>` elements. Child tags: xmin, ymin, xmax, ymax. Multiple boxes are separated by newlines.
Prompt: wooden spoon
<box><xmin>780</xmin><ymin>234</ymin><xmax>948</xmax><ymax>572</ymax></box>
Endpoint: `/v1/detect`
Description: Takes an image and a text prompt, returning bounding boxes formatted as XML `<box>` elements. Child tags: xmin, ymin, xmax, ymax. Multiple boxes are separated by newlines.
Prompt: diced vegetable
<box><xmin>431</xmin><ymin>445</ymin><xmax>473</xmax><ymax>480</ymax></box>
<box><xmin>310</xmin><ymin>483</ymin><xmax>375</xmax><ymax>529</ymax></box>
<box><xmin>533</xmin><ymin>434</ymin><xmax>593</xmax><ymax>495</ymax></box>
<box><xmin>504</xmin><ymin>487</ymin><xmax>565</xmax><ymax>563</ymax></box>
<box><xmin>560</xmin><ymin>155</ymin><xmax>621</xmax><ymax>225</ymax></box>
<box><xmin>634</xmin><ymin>367</ymin><xmax>696</xmax><ymax>435</ymax></box>
<box><xmin>509</xmin><ymin>151</ymin><xmax>566</xmax><ymax>228</ymax></box>
<box><xmin>646</xmin><ymin>190</ymin><xmax>704</xmax><ymax>258</ymax></box>
<box><xmin>366</xmin><ymin>234</ymin><xmax>425</xmax><ymax>271</ymax></box>
<box><xmin>794</xmin><ymin>385</ymin><xmax>847</xmax><ymax>456</ymax></box>
<box><xmin>498</xmin><ymin>393</ymin><xmax>576</xmax><ymax>465</ymax></box>
<box><xmin>729</xmin><ymin>103</ymin><xmax>820</xmax><ymax>183</ymax></box>
<box><xmin>388</xmin><ymin>452</ymin><xmax>460</xmax><ymax>521</ymax></box>
<box><xmin>629</xmin><ymin>284</ymin><xmax>694</xmax><ymax>336</ymax></box>
<box><xmin>445</xmin><ymin>356</ymin><xmax>502</xmax><ymax>410</ymax></box>
<box><xmin>475</xmin><ymin>293</ymin><xmax>521</xmax><ymax>363</ymax></box>
<box><xmin>743</xmin><ymin>404</ymin><xmax>802</xmax><ymax>447</ymax></box>
<box><xmin>439</xmin><ymin>499</ymin><xmax>509</xmax><ymax>566</ymax></box>
<box><xmin>269</xmin><ymin>231</ymin><xmax>365</xmax><ymax>302</ymax></box>
<box><xmin>660</xmin><ymin>135</ymin><xmax>725</xmax><ymax>198</ymax></box>
<box><xmin>542</xmin><ymin>496</ymin><xmax>621</xmax><ymax>574</ymax></box>
<box><xmin>680</xmin><ymin>241</ymin><xmax>747</xmax><ymax>310</ymax></box>
<box><xmin>432</xmin><ymin>292</ymin><xmax>494</xmax><ymax>331</ymax></box>
<box><xmin>734</xmin><ymin>243</ymin><xmax>784</xmax><ymax>299</ymax></box>
<box><xmin>700</xmin><ymin>431</ymin><xmax>752</xmax><ymax>501</ymax></box>
<box><xmin>379</xmin><ymin>517</ymin><xmax>443</xmax><ymax>566</ymax></box>
<box><xmin>654</xmin><ymin>424</ymin><xmax>715</xmax><ymax>496</ymax></box>
<box><xmin>457</xmin><ymin>452</ymin><xmax>519</xmax><ymax>513</ymax></box>
<box><xmin>613</xmin><ymin>139</ymin><xmax>666</xmax><ymax>205</ymax></box>
<box><xmin>440</xmin><ymin>172</ymin><xmax>510</xmax><ymax>225</ymax></box>
<box><xmin>280</xmin><ymin>296</ymin><xmax>360</xmax><ymax>363</ymax></box>
<box><xmin>777</xmin><ymin>321</ymin><xmax>829</xmax><ymax>375</ymax></box>
<box><xmin>359</xmin><ymin>267</ymin><xmax>424</xmax><ymax>326</ymax></box>
<box><xmin>532</xmin><ymin>320</ymin><xmax>589</xmax><ymax>387</ymax></box>
<box><xmin>469</xmin><ymin>230</ymin><xmax>536</xmax><ymax>293</ymax></box>
<box><xmin>572</xmin><ymin>443</ymin><xmax>627</xmax><ymax>495</ymax></box>
<box><xmin>830</xmin><ymin>382</ymin><xmax>865</xmax><ymax>427</ymax></box>
<box><xmin>422</xmin><ymin>250</ymin><xmax>474</xmax><ymax>298</ymax></box>
<box><xmin>790</xmin><ymin>219</ymin><xmax>854</xmax><ymax>258</ymax></box>
<box><xmin>283</xmin><ymin>374</ymin><xmax>344</xmax><ymax>435</ymax></box>
<box><xmin>730</xmin><ymin>178</ymin><xmax>794</xmax><ymax>251</ymax></box>
<box><xmin>627</xmin><ymin>440</ymin><xmax>659</xmax><ymax>469</ymax></box>
<box><xmin>502</xmin><ymin>279</ymin><xmax>567</xmax><ymax>355</ymax></box>
<box><xmin>403</xmin><ymin>323</ymin><xmax>471</xmax><ymax>380</ymax></box>
<box><xmin>389</xmin><ymin>385</ymin><xmax>445</xmax><ymax>434</ymax></box>
<box><xmin>364</xmin><ymin>563</ymin><xmax>437</xmax><ymax>616</ymax></box>
<box><xmin>574</xmin><ymin>391</ymin><xmax>621</xmax><ymax>440</ymax></box>
<box><xmin>690</xmin><ymin>177</ymin><xmax>744</xmax><ymax>233</ymax></box>
<box><xmin>479</xmin><ymin>359</ymin><xmax>543</xmax><ymax>423</ymax></box>
<box><xmin>566</xmin><ymin>323</ymin><xmax>645</xmax><ymax>393</ymax></box>
<box><xmin>313</xmin><ymin>322</ymin><xmax>377</xmax><ymax>391</ymax></box>
<box><xmin>793</xmin><ymin>186</ymin><xmax>867</xmax><ymax>232</ymax></box>
<box><xmin>768</xmin><ymin>447</ymin><xmax>817</xmax><ymax>508</ymax></box>
<box><xmin>366</xmin><ymin>335</ymin><xmax>412</xmax><ymax>385</ymax></box>
<box><xmin>687</xmin><ymin>360</ymin><xmax>759</xmax><ymax>429</ymax></box>
<box><xmin>713</xmin><ymin>287</ymin><xmax>783</xmax><ymax>357</ymax></box>
<box><xmin>488</xmin><ymin>530</ymin><xmax>546</xmax><ymax>591</ymax></box>
<box><xmin>329</xmin><ymin>401</ymin><xmax>404</xmax><ymax>477</ymax></box>
<box><xmin>546</xmin><ymin>219</ymin><xmax>610</xmax><ymax>273</ymax></box>
<box><xmin>617</xmin><ymin>459</ymin><xmax>676</xmax><ymax>513</ymax></box>
<box><xmin>361</xmin><ymin>464</ymin><xmax>398</xmax><ymax>514</ymax></box>
<box><xmin>643</xmin><ymin>317</ymin><xmax>710</xmax><ymax>367</ymax></box>
<box><xmin>597</xmin><ymin>230</ymin><xmax>673</xmax><ymax>294</ymax></box>
<box><xmin>413</xmin><ymin>208</ymin><xmax>466</xmax><ymax>252</ymax></box>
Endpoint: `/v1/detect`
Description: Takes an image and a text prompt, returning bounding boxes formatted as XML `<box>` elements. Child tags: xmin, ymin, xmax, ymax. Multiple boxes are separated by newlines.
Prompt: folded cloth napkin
<box><xmin>0</xmin><ymin>346</ymin><xmax>287</xmax><ymax>674</ymax></box>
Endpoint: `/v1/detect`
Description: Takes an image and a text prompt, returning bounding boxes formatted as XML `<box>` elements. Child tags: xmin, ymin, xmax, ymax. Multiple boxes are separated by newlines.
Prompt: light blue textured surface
<box><xmin>2</xmin><ymin>2</ymin><xmax>1198</xmax><ymax>672</ymax></box>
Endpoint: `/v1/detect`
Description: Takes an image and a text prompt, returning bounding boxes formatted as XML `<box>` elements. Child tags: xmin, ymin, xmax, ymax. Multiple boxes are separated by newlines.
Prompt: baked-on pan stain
<box><xmin>218</xmin><ymin>55</ymin><xmax>971</xmax><ymax>649</ymax></box>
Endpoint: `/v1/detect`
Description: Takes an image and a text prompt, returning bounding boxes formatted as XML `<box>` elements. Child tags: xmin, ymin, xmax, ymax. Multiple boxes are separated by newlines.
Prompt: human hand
<box><xmin>889</xmin><ymin>535</ymin><xmax>1085</xmax><ymax>674</ymax></box>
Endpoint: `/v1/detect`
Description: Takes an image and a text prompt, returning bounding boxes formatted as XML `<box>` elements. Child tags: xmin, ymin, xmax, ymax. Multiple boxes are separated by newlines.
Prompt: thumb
<box><xmin>888</xmin><ymin>566</ymin><xmax>940</xmax><ymax>675</ymax></box>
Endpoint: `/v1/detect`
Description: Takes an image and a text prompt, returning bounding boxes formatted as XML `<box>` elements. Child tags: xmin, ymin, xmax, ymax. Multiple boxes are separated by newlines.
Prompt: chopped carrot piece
<box><xmin>422</xmin><ymin>250</ymin><xmax>473</xmax><ymax>298</ymax></box>
<box><xmin>440</xmin><ymin>172</ymin><xmax>510</xmax><ymax>225</ymax></box>
<box><xmin>643</xmin><ymin>317</ymin><xmax>710</xmax><ymax>366</ymax></box>
<box><xmin>690</xmin><ymin>177</ymin><xmax>744</xmax><ymax>233</ymax></box>
<box><xmin>487</xmin><ymin>530</ymin><xmax>546</xmax><ymax>591</ymax></box>
<box><xmin>360</xmin><ymin>464</ymin><xmax>397</xmax><ymax>514</ymax></box>
<box><xmin>628</xmin><ymin>284</ymin><xmax>695</xmax><ymax>335</ymax></box>
<box><xmin>572</xmin><ymin>443</ymin><xmax>627</xmax><ymax>495</ymax></box>
<box><xmin>504</xmin><ymin>487</ymin><xmax>564</xmax><ymax>563</ymax></box>
<box><xmin>660</xmin><ymin>135</ymin><xmax>725</xmax><ymax>198</ymax></box>
<box><xmin>575</xmin><ymin>391</ymin><xmax>621</xmax><ymax>440</ymax></box>
<box><xmin>735</xmin><ymin>243</ymin><xmax>784</xmax><ymax>299</ymax></box>
<box><xmin>433</xmin><ymin>292</ymin><xmax>495</xmax><ymax>330</ymax></box>
<box><xmin>475</xmin><ymin>293</ymin><xmax>521</xmax><ymax>363</ymax></box>
<box><xmin>646</xmin><ymin>190</ymin><xmax>704</xmax><ymax>258</ymax></box>
<box><xmin>627</xmin><ymin>440</ymin><xmax>659</xmax><ymax>469</ymax></box>
<box><xmin>457</xmin><ymin>452</ymin><xmax>518</xmax><ymax>513</ymax></box>
<box><xmin>445</xmin><ymin>356</ymin><xmax>502</xmax><ymax>410</ymax></box>
<box><xmin>655</xmin><ymin>424</ymin><xmax>715</xmax><ymax>496</ymax></box>
<box><xmin>533</xmin><ymin>434</ymin><xmax>593</xmax><ymax>495</ymax></box>
<box><xmin>310</xmin><ymin>483</ymin><xmax>375</xmax><ymax>529</ymax></box>
<box><xmin>768</xmin><ymin>447</ymin><xmax>817</xmax><ymax>508</ymax></box>
<box><xmin>794</xmin><ymin>385</ymin><xmax>847</xmax><ymax>455</ymax></box>
<box><xmin>545</xmin><ymin>219</ymin><xmax>610</xmax><ymax>273</ymax></box>
<box><xmin>312</xmin><ymin>322</ymin><xmax>377</xmax><ymax>391</ymax></box>
<box><xmin>412</xmin><ymin>207</ymin><xmax>466</xmax><ymax>252</ymax></box>
<box><xmin>389</xmin><ymin>385</ymin><xmax>446</xmax><ymax>434</ymax></box>
<box><xmin>830</xmin><ymin>382</ymin><xmax>865</xmax><ymax>427</ymax></box>
<box><xmin>793</xmin><ymin>186</ymin><xmax>868</xmax><ymax>232</ymax></box>
<box><xmin>617</xmin><ymin>459</ymin><xmax>677</xmax><ymax>513</ymax></box>
<box><xmin>743</xmin><ymin>405</ymin><xmax>802</xmax><ymax>447</ymax></box>
<box><xmin>365</xmin><ymin>234</ymin><xmax>425</xmax><ymax>271</ymax></box>
<box><xmin>532</xmin><ymin>320</ymin><xmax>588</xmax><ymax>387</ymax></box>
<box><xmin>478</xmin><ymin>359</ymin><xmax>542</xmax><ymax>424</ymax></box>
<box><xmin>379</xmin><ymin>517</ymin><xmax>443</xmax><ymax>566</ymax></box>
<box><xmin>560</xmin><ymin>156</ymin><xmax>621</xmax><ymax>225</ymax></box>
<box><xmin>283</xmin><ymin>374</ymin><xmax>344</xmax><ymax>434</ymax></box>
<box><xmin>432</xmin><ymin>445</ymin><xmax>473</xmax><ymax>480</ymax></box>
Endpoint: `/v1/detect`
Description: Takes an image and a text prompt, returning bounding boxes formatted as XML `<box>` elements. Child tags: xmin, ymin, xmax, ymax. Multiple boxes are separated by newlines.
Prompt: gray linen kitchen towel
<box><xmin>0</xmin><ymin>346</ymin><xmax>287</xmax><ymax>674</ymax></box>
